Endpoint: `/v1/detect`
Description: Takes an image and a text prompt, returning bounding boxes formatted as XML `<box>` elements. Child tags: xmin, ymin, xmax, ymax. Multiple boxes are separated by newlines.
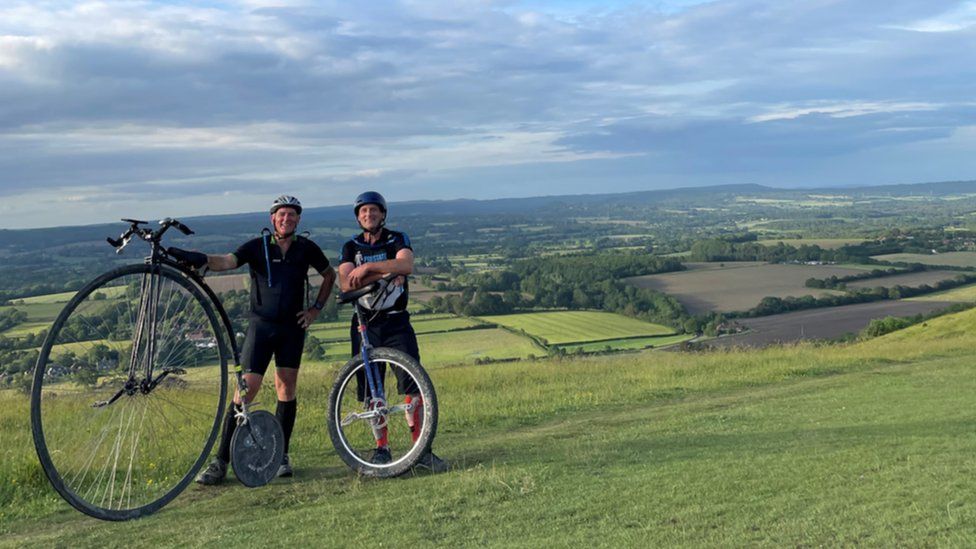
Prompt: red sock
<box><xmin>370</xmin><ymin>399</ymin><xmax>389</xmax><ymax>448</ymax></box>
<box><xmin>406</xmin><ymin>395</ymin><xmax>424</xmax><ymax>443</ymax></box>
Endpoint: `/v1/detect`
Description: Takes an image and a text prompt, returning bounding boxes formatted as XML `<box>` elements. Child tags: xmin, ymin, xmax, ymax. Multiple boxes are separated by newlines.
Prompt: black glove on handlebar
<box><xmin>167</xmin><ymin>247</ymin><xmax>208</xmax><ymax>269</ymax></box>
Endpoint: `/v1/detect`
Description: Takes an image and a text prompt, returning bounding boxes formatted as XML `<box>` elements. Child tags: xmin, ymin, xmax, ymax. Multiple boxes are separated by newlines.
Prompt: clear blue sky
<box><xmin>1</xmin><ymin>0</ymin><xmax>974</xmax><ymax>228</ymax></box>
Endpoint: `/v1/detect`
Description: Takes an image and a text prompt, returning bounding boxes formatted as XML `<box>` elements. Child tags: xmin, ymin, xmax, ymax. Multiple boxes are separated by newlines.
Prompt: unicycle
<box><xmin>327</xmin><ymin>275</ymin><xmax>438</xmax><ymax>477</ymax></box>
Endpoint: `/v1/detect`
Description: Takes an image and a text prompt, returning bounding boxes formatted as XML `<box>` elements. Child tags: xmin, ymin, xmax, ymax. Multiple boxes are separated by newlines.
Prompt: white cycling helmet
<box><xmin>270</xmin><ymin>195</ymin><xmax>302</xmax><ymax>215</ymax></box>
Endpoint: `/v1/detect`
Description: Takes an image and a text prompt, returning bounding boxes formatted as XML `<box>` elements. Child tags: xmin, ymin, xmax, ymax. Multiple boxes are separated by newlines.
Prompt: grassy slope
<box><xmin>2</xmin><ymin>309</ymin><xmax>976</xmax><ymax>546</ymax></box>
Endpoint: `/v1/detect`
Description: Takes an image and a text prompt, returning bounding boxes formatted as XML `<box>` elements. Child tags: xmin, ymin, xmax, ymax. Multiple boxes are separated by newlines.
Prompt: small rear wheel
<box><xmin>230</xmin><ymin>410</ymin><xmax>284</xmax><ymax>487</ymax></box>
<box><xmin>327</xmin><ymin>348</ymin><xmax>437</xmax><ymax>477</ymax></box>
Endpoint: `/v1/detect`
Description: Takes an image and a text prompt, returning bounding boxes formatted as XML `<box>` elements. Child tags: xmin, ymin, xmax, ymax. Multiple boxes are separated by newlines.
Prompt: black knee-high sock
<box><xmin>217</xmin><ymin>403</ymin><xmax>241</xmax><ymax>463</ymax></box>
<box><xmin>276</xmin><ymin>399</ymin><xmax>297</xmax><ymax>455</ymax></box>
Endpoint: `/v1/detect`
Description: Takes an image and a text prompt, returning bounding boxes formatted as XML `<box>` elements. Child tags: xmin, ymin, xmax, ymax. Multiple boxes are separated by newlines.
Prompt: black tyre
<box><xmin>327</xmin><ymin>347</ymin><xmax>438</xmax><ymax>477</ymax></box>
<box><xmin>30</xmin><ymin>264</ymin><xmax>229</xmax><ymax>521</ymax></box>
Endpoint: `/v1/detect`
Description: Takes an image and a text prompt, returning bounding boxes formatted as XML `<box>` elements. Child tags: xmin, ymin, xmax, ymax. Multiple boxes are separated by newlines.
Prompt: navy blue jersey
<box><xmin>235</xmin><ymin>235</ymin><xmax>330</xmax><ymax>323</ymax></box>
<box><xmin>339</xmin><ymin>228</ymin><xmax>412</xmax><ymax>312</ymax></box>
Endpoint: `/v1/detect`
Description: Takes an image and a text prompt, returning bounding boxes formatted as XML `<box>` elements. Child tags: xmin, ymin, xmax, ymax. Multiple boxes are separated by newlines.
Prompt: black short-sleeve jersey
<box><xmin>235</xmin><ymin>235</ymin><xmax>330</xmax><ymax>323</ymax></box>
<box><xmin>339</xmin><ymin>228</ymin><xmax>412</xmax><ymax>313</ymax></box>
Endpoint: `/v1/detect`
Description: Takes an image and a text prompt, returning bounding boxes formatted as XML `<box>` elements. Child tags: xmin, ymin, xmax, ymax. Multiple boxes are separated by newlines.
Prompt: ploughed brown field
<box><xmin>703</xmin><ymin>300</ymin><xmax>957</xmax><ymax>348</ymax></box>
<box><xmin>626</xmin><ymin>262</ymin><xmax>863</xmax><ymax>314</ymax></box>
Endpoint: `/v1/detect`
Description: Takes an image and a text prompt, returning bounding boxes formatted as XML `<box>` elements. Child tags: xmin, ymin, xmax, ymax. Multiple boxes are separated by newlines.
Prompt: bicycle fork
<box><xmin>358</xmin><ymin>323</ymin><xmax>389</xmax><ymax>443</ymax></box>
<box><xmin>94</xmin><ymin>269</ymin><xmax>175</xmax><ymax>408</ymax></box>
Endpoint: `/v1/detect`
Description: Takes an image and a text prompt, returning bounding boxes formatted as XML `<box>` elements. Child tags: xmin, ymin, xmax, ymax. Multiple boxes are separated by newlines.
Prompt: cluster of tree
<box><xmin>875</xmin><ymin>227</ymin><xmax>976</xmax><ymax>255</ymax></box>
<box><xmin>0</xmin><ymin>308</ymin><xmax>27</xmax><ymax>332</ymax></box>
<box><xmin>804</xmin><ymin>265</ymin><xmax>924</xmax><ymax>289</ymax></box>
<box><xmin>688</xmin><ymin>236</ymin><xmax>885</xmax><ymax>264</ymax></box>
<box><xmin>425</xmin><ymin>252</ymin><xmax>693</xmax><ymax>329</ymax></box>
<box><xmin>0</xmin><ymin>349</ymin><xmax>38</xmax><ymax>391</ymax></box>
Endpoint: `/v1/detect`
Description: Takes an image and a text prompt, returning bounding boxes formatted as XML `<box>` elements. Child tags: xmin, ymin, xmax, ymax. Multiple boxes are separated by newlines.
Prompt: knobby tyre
<box><xmin>327</xmin><ymin>347</ymin><xmax>438</xmax><ymax>477</ymax></box>
<box><xmin>30</xmin><ymin>263</ymin><xmax>229</xmax><ymax>520</ymax></box>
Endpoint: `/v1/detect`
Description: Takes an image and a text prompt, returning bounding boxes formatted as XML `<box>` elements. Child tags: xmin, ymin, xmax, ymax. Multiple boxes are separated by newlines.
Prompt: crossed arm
<box><xmin>337</xmin><ymin>249</ymin><xmax>413</xmax><ymax>292</ymax></box>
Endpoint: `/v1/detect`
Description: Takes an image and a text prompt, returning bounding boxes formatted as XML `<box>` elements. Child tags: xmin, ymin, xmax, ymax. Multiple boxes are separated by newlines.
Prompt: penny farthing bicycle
<box><xmin>30</xmin><ymin>218</ymin><xmax>283</xmax><ymax>521</ymax></box>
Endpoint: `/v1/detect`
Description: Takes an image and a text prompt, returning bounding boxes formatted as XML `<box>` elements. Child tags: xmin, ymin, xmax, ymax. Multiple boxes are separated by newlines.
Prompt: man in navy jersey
<box><xmin>337</xmin><ymin>191</ymin><xmax>447</xmax><ymax>473</ymax></box>
<box><xmin>170</xmin><ymin>195</ymin><xmax>335</xmax><ymax>484</ymax></box>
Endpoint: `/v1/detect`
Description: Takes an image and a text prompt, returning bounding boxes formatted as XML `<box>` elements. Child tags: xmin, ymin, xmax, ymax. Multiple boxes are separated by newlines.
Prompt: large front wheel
<box><xmin>327</xmin><ymin>348</ymin><xmax>438</xmax><ymax>477</ymax></box>
<box><xmin>30</xmin><ymin>263</ymin><xmax>229</xmax><ymax>521</ymax></box>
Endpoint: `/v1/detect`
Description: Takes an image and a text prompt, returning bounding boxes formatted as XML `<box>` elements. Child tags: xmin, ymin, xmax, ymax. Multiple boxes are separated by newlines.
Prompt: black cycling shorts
<box><xmin>241</xmin><ymin>319</ymin><xmax>306</xmax><ymax>376</ymax></box>
<box><xmin>350</xmin><ymin>311</ymin><xmax>421</xmax><ymax>400</ymax></box>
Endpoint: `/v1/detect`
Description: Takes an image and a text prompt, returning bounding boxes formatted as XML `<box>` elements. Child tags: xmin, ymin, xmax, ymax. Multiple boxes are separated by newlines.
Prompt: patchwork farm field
<box><xmin>308</xmin><ymin>315</ymin><xmax>485</xmax><ymax>342</ymax></box>
<box><xmin>311</xmin><ymin>321</ymin><xmax>542</xmax><ymax>366</ymax></box>
<box><xmin>705</xmin><ymin>299</ymin><xmax>957</xmax><ymax>348</ymax></box>
<box><xmin>626</xmin><ymin>262</ymin><xmax>858</xmax><ymax>314</ymax></box>
<box><xmin>872</xmin><ymin>251</ymin><xmax>976</xmax><ymax>268</ymax></box>
<box><xmin>479</xmin><ymin>311</ymin><xmax>674</xmax><ymax>345</ymax></box>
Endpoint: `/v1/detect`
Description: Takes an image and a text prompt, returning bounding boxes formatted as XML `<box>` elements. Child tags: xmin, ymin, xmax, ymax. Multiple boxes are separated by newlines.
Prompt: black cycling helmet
<box><xmin>354</xmin><ymin>191</ymin><xmax>387</xmax><ymax>216</ymax></box>
<box><xmin>271</xmin><ymin>195</ymin><xmax>302</xmax><ymax>215</ymax></box>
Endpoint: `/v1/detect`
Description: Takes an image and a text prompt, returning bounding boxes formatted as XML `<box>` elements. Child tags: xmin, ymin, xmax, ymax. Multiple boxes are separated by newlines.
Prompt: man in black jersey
<box><xmin>171</xmin><ymin>195</ymin><xmax>335</xmax><ymax>484</ymax></box>
<box><xmin>338</xmin><ymin>191</ymin><xmax>448</xmax><ymax>473</ymax></box>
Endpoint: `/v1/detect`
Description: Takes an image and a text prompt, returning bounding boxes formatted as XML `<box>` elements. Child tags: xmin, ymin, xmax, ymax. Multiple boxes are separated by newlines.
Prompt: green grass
<box><xmin>0</xmin><ymin>303</ymin><xmax>65</xmax><ymax>323</ymax></box>
<box><xmin>12</xmin><ymin>291</ymin><xmax>78</xmax><ymax>304</ymax></box>
<box><xmin>906</xmin><ymin>282</ymin><xmax>976</xmax><ymax>302</ymax></box>
<box><xmin>0</xmin><ymin>321</ymin><xmax>49</xmax><ymax>338</ymax></box>
<box><xmin>556</xmin><ymin>333</ymin><xmax>695</xmax><ymax>353</ymax></box>
<box><xmin>479</xmin><ymin>311</ymin><xmax>674</xmax><ymax>345</ymax></box>
<box><xmin>417</xmin><ymin>328</ymin><xmax>544</xmax><ymax>366</ymax></box>
<box><xmin>11</xmin><ymin>287</ymin><xmax>128</xmax><ymax>305</ymax></box>
<box><xmin>3</xmin><ymin>310</ymin><xmax>976</xmax><ymax>545</ymax></box>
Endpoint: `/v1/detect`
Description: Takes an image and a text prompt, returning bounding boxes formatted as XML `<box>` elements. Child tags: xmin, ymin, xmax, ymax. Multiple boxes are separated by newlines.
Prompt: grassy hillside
<box><xmin>2</xmin><ymin>308</ymin><xmax>975</xmax><ymax>545</ymax></box>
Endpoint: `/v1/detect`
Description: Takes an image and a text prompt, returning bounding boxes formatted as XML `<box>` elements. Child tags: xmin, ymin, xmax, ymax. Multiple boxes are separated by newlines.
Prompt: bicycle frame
<box><xmin>355</xmin><ymin>301</ymin><xmax>387</xmax><ymax>407</ymax></box>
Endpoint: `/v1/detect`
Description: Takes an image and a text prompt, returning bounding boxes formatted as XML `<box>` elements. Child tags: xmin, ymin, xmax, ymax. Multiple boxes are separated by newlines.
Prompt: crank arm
<box><xmin>340</xmin><ymin>408</ymin><xmax>387</xmax><ymax>426</ymax></box>
<box><xmin>143</xmin><ymin>367</ymin><xmax>187</xmax><ymax>393</ymax></box>
<box><xmin>93</xmin><ymin>387</ymin><xmax>126</xmax><ymax>408</ymax></box>
<box><xmin>387</xmin><ymin>402</ymin><xmax>414</xmax><ymax>414</ymax></box>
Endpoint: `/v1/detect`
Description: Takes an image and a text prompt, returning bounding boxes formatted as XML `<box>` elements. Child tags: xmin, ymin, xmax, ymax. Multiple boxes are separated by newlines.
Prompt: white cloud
<box><xmin>887</xmin><ymin>1</ymin><xmax>976</xmax><ymax>32</ymax></box>
<box><xmin>748</xmin><ymin>101</ymin><xmax>944</xmax><ymax>123</ymax></box>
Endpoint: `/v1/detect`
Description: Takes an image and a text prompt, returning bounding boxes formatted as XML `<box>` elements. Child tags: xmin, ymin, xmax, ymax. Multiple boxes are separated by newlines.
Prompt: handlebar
<box><xmin>336</xmin><ymin>273</ymin><xmax>398</xmax><ymax>305</ymax></box>
<box><xmin>106</xmin><ymin>218</ymin><xmax>195</xmax><ymax>254</ymax></box>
